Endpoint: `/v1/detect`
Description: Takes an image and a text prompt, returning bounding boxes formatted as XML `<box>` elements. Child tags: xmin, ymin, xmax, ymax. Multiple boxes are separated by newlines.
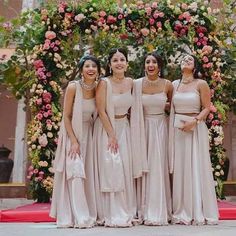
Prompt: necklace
<box><xmin>144</xmin><ymin>77</ymin><xmax>159</xmax><ymax>86</ymax></box>
<box><xmin>181</xmin><ymin>76</ymin><xmax>194</xmax><ymax>84</ymax></box>
<box><xmin>79</xmin><ymin>79</ymin><xmax>96</xmax><ymax>91</ymax></box>
<box><xmin>111</xmin><ymin>76</ymin><xmax>124</xmax><ymax>84</ymax></box>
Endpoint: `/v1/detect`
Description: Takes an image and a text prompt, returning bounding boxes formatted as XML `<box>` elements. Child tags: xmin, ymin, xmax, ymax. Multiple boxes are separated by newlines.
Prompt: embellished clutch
<box><xmin>66</xmin><ymin>153</ymin><xmax>86</xmax><ymax>180</ymax></box>
<box><xmin>174</xmin><ymin>114</ymin><xmax>195</xmax><ymax>130</ymax></box>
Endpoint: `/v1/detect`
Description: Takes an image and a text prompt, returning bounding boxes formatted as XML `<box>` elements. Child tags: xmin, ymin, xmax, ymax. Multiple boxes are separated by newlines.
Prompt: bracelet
<box><xmin>194</xmin><ymin>117</ymin><xmax>201</xmax><ymax>124</ymax></box>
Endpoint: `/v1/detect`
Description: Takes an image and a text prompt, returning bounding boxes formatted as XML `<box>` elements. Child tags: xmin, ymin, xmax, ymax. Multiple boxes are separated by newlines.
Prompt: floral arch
<box><xmin>1</xmin><ymin>0</ymin><xmax>236</xmax><ymax>202</ymax></box>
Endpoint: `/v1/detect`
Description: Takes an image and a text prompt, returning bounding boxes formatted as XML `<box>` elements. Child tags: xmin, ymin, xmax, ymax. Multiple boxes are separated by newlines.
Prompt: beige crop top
<box><xmin>112</xmin><ymin>90</ymin><xmax>133</xmax><ymax>115</ymax></box>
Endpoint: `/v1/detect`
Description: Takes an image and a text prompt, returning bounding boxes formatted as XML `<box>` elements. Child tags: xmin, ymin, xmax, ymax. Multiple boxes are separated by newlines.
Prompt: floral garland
<box><xmin>1</xmin><ymin>0</ymin><xmax>235</xmax><ymax>201</ymax></box>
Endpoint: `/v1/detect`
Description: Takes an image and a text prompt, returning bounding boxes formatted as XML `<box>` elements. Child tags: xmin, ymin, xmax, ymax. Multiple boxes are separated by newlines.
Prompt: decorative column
<box><xmin>12</xmin><ymin>99</ymin><xmax>27</xmax><ymax>182</ymax></box>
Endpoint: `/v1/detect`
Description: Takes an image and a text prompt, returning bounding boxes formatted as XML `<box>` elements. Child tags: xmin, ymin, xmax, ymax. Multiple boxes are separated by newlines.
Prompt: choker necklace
<box><xmin>79</xmin><ymin>79</ymin><xmax>96</xmax><ymax>91</ymax></box>
<box><xmin>181</xmin><ymin>76</ymin><xmax>194</xmax><ymax>84</ymax></box>
<box><xmin>144</xmin><ymin>77</ymin><xmax>159</xmax><ymax>86</ymax></box>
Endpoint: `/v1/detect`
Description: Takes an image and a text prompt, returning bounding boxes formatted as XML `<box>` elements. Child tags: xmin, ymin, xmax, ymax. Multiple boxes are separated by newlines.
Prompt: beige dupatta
<box><xmin>168</xmin><ymin>80</ymin><xmax>180</xmax><ymax>174</ymax></box>
<box><xmin>53</xmin><ymin>81</ymin><xmax>83</xmax><ymax>172</ymax></box>
<box><xmin>99</xmin><ymin>77</ymin><xmax>125</xmax><ymax>192</ymax></box>
<box><xmin>130</xmin><ymin>78</ymin><xmax>149</xmax><ymax>178</ymax></box>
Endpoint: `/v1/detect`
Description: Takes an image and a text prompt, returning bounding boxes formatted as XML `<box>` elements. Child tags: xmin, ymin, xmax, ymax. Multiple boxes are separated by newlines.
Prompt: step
<box><xmin>0</xmin><ymin>183</ymin><xmax>27</xmax><ymax>198</ymax></box>
<box><xmin>223</xmin><ymin>181</ymin><xmax>236</xmax><ymax>196</ymax></box>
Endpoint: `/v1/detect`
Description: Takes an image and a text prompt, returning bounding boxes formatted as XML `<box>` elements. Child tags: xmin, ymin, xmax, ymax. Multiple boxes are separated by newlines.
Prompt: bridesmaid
<box><xmin>169</xmin><ymin>54</ymin><xmax>218</xmax><ymax>225</ymax></box>
<box><xmin>50</xmin><ymin>55</ymin><xmax>101</xmax><ymax>228</ymax></box>
<box><xmin>131</xmin><ymin>52</ymin><xmax>172</xmax><ymax>225</ymax></box>
<box><xmin>94</xmin><ymin>48</ymin><xmax>135</xmax><ymax>227</ymax></box>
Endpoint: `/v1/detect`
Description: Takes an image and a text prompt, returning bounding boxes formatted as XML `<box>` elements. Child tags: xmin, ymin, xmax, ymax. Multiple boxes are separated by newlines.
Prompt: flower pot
<box><xmin>0</xmin><ymin>145</ymin><xmax>14</xmax><ymax>183</ymax></box>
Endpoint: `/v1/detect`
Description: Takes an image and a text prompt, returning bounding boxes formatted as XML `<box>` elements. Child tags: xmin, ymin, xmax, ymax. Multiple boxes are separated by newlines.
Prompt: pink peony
<box><xmin>45</xmin><ymin>31</ymin><xmax>56</xmax><ymax>40</ymax></box>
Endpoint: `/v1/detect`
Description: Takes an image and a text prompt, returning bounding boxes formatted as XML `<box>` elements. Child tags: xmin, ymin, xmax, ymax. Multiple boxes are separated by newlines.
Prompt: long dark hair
<box><xmin>181</xmin><ymin>54</ymin><xmax>202</xmax><ymax>79</ymax></box>
<box><xmin>78</xmin><ymin>54</ymin><xmax>101</xmax><ymax>76</ymax></box>
<box><xmin>142</xmin><ymin>51</ymin><xmax>164</xmax><ymax>78</ymax></box>
<box><xmin>104</xmin><ymin>48</ymin><xmax>128</xmax><ymax>77</ymax></box>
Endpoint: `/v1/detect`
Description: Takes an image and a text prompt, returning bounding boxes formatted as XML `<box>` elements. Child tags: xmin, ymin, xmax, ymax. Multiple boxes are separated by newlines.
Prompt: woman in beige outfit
<box><xmin>131</xmin><ymin>52</ymin><xmax>173</xmax><ymax>225</ymax></box>
<box><xmin>50</xmin><ymin>55</ymin><xmax>101</xmax><ymax>228</ymax></box>
<box><xmin>94</xmin><ymin>48</ymin><xmax>135</xmax><ymax>227</ymax></box>
<box><xmin>169</xmin><ymin>54</ymin><xmax>218</xmax><ymax>225</ymax></box>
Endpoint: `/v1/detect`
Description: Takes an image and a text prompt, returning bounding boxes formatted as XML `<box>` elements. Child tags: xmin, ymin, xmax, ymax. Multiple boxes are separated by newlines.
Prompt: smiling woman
<box><xmin>49</xmin><ymin>55</ymin><xmax>101</xmax><ymax>228</ymax></box>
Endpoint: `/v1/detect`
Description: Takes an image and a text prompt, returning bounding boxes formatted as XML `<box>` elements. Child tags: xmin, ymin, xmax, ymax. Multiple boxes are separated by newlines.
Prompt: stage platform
<box><xmin>0</xmin><ymin>201</ymin><xmax>236</xmax><ymax>222</ymax></box>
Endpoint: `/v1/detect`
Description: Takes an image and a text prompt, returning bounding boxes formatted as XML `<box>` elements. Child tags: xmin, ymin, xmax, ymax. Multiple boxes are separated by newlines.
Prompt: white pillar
<box><xmin>11</xmin><ymin>0</ymin><xmax>40</xmax><ymax>183</ymax></box>
<box><xmin>12</xmin><ymin>98</ymin><xmax>27</xmax><ymax>182</ymax></box>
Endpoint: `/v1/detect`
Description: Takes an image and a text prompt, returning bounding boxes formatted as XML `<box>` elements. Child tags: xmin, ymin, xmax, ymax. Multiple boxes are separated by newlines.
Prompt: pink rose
<box><xmin>38</xmin><ymin>134</ymin><xmax>48</xmax><ymax>147</ymax></box>
<box><xmin>33</xmin><ymin>60</ymin><xmax>44</xmax><ymax>69</ymax></box>
<box><xmin>140</xmin><ymin>28</ymin><xmax>150</xmax><ymax>36</ymax></box>
<box><xmin>46</xmin><ymin>119</ymin><xmax>52</xmax><ymax>124</ymax></box>
<box><xmin>28</xmin><ymin>166</ymin><xmax>34</xmax><ymax>171</ymax></box>
<box><xmin>181</xmin><ymin>3</ymin><xmax>188</xmax><ymax>9</ymax></box>
<box><xmin>152</xmin><ymin>2</ymin><xmax>158</xmax><ymax>8</ymax></box>
<box><xmin>36</xmin><ymin>113</ymin><xmax>43</xmax><ymax>120</ymax></box>
<box><xmin>210</xmin><ymin>104</ymin><xmax>217</xmax><ymax>112</ymax></box>
<box><xmin>36</xmin><ymin>98</ymin><xmax>42</xmax><ymax>105</ymax></box>
<box><xmin>33</xmin><ymin>169</ymin><xmax>39</xmax><ymax>174</ymax></box>
<box><xmin>45</xmin><ymin>31</ymin><xmax>56</xmax><ymax>40</ymax></box>
<box><xmin>118</xmin><ymin>14</ymin><xmax>123</xmax><ymax>20</ymax></box>
<box><xmin>107</xmin><ymin>15</ymin><xmax>117</xmax><ymax>24</ymax></box>
<box><xmin>42</xmin><ymin>91</ymin><xmax>52</xmax><ymax>103</ymax></box>
<box><xmin>43</xmin><ymin>112</ymin><xmax>49</xmax><ymax>118</ymax></box>
<box><xmin>202</xmin><ymin>56</ymin><xmax>209</xmax><ymax>63</ymax></box>
<box><xmin>75</xmin><ymin>13</ymin><xmax>85</xmax><ymax>22</ymax></box>
<box><xmin>208</xmin><ymin>113</ymin><xmax>214</xmax><ymax>121</ymax></box>
<box><xmin>99</xmin><ymin>11</ymin><xmax>106</xmax><ymax>17</ymax></box>
<box><xmin>46</xmin><ymin>104</ymin><xmax>51</xmax><ymax>110</ymax></box>
<box><xmin>149</xmin><ymin>18</ymin><xmax>155</xmax><ymax>25</ymax></box>
<box><xmin>145</xmin><ymin>7</ymin><xmax>152</xmax><ymax>16</ymax></box>
<box><xmin>156</xmin><ymin>21</ymin><xmax>162</xmax><ymax>28</ymax></box>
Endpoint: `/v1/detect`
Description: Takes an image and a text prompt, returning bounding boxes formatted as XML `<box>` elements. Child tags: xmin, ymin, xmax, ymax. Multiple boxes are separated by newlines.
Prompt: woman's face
<box><xmin>181</xmin><ymin>55</ymin><xmax>195</xmax><ymax>71</ymax></box>
<box><xmin>81</xmin><ymin>59</ymin><xmax>98</xmax><ymax>81</ymax></box>
<box><xmin>110</xmin><ymin>51</ymin><xmax>128</xmax><ymax>75</ymax></box>
<box><xmin>145</xmin><ymin>55</ymin><xmax>159</xmax><ymax>77</ymax></box>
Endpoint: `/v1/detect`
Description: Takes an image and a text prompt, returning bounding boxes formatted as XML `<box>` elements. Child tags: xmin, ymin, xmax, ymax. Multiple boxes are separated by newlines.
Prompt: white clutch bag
<box><xmin>174</xmin><ymin>114</ymin><xmax>195</xmax><ymax>130</ymax></box>
<box><xmin>66</xmin><ymin>153</ymin><xmax>86</xmax><ymax>180</ymax></box>
<box><xmin>100</xmin><ymin>149</ymin><xmax>125</xmax><ymax>192</ymax></box>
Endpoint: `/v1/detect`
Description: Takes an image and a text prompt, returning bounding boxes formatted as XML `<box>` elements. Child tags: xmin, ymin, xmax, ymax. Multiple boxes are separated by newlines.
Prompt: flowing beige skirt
<box><xmin>136</xmin><ymin>114</ymin><xmax>171</xmax><ymax>225</ymax></box>
<box><xmin>50</xmin><ymin>120</ymin><xmax>96</xmax><ymax>228</ymax></box>
<box><xmin>94</xmin><ymin>117</ymin><xmax>135</xmax><ymax>227</ymax></box>
<box><xmin>172</xmin><ymin>122</ymin><xmax>219</xmax><ymax>225</ymax></box>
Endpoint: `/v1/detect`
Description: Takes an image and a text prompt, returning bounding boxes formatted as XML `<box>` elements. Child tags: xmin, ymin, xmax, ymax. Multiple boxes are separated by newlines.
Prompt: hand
<box><xmin>69</xmin><ymin>141</ymin><xmax>80</xmax><ymax>157</ymax></box>
<box><xmin>180</xmin><ymin>119</ymin><xmax>197</xmax><ymax>132</ymax></box>
<box><xmin>108</xmin><ymin>136</ymin><xmax>118</xmax><ymax>154</ymax></box>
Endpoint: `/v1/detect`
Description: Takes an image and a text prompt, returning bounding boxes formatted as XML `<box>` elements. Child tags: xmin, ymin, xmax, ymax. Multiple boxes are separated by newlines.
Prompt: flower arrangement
<box><xmin>0</xmin><ymin>0</ymin><xmax>236</xmax><ymax>200</ymax></box>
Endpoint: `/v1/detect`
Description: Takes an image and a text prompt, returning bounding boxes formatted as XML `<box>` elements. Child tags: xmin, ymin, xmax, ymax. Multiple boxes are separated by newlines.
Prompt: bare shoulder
<box><xmin>97</xmin><ymin>78</ymin><xmax>107</xmax><ymax>90</ymax></box>
<box><xmin>197</xmin><ymin>79</ymin><xmax>209</xmax><ymax>89</ymax></box>
<box><xmin>126</xmin><ymin>77</ymin><xmax>134</xmax><ymax>85</ymax></box>
<box><xmin>66</xmin><ymin>81</ymin><xmax>77</xmax><ymax>93</ymax></box>
<box><xmin>164</xmin><ymin>79</ymin><xmax>172</xmax><ymax>86</ymax></box>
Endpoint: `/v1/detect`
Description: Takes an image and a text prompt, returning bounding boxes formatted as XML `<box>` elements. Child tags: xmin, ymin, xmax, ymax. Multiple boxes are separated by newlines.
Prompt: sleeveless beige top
<box><xmin>112</xmin><ymin>90</ymin><xmax>133</xmax><ymax>115</ymax></box>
